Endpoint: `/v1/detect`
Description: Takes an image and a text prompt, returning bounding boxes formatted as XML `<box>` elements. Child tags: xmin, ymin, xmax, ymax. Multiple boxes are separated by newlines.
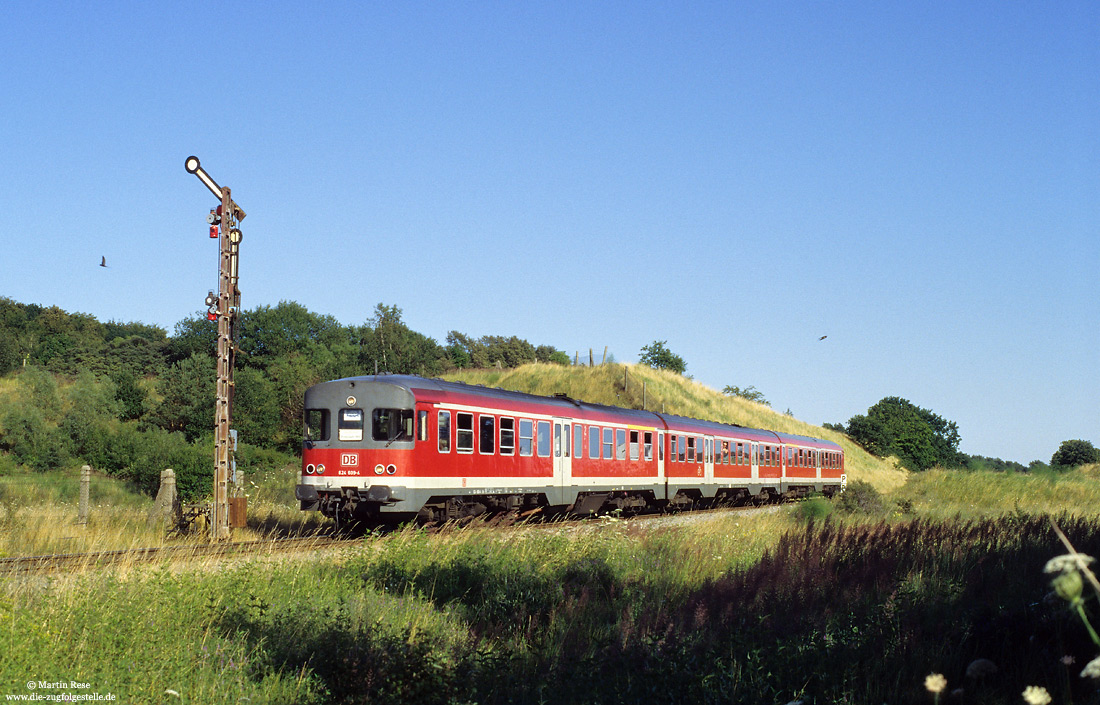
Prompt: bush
<box><xmin>1052</xmin><ymin>440</ymin><xmax>1100</xmax><ymax>469</ymax></box>
<box><xmin>834</xmin><ymin>479</ymin><xmax>888</xmax><ymax>514</ymax></box>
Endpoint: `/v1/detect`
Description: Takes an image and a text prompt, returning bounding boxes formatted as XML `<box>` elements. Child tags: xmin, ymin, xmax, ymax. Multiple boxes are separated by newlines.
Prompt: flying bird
<box><xmin>818</xmin><ymin>335</ymin><xmax>827</xmax><ymax>341</ymax></box>
<box><xmin>99</xmin><ymin>256</ymin><xmax>108</xmax><ymax>268</ymax></box>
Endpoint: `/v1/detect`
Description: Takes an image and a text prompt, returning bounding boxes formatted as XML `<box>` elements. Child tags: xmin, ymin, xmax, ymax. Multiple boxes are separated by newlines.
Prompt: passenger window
<box><xmin>437</xmin><ymin>411</ymin><xmax>451</xmax><ymax>453</ymax></box>
<box><xmin>678</xmin><ymin>436</ymin><xmax>686</xmax><ymax>463</ymax></box>
<box><xmin>629</xmin><ymin>430</ymin><xmax>639</xmax><ymax>461</ymax></box>
<box><xmin>519</xmin><ymin>419</ymin><xmax>534</xmax><ymax>456</ymax></box>
<box><xmin>658</xmin><ymin>433</ymin><xmax>664</xmax><ymax>462</ymax></box>
<box><xmin>603</xmin><ymin>428</ymin><xmax>614</xmax><ymax>459</ymax></box>
<box><xmin>670</xmin><ymin>436</ymin><xmax>678</xmax><ymax>462</ymax></box>
<box><xmin>499</xmin><ymin>417</ymin><xmax>515</xmax><ymax>455</ymax></box>
<box><xmin>371</xmin><ymin>408</ymin><xmax>413</xmax><ymax>442</ymax></box>
<box><xmin>305</xmin><ymin>409</ymin><xmax>329</xmax><ymax>442</ymax></box>
<box><xmin>686</xmin><ymin>437</ymin><xmax>696</xmax><ymax>463</ymax></box>
<box><xmin>554</xmin><ymin>423</ymin><xmax>561</xmax><ymax>458</ymax></box>
<box><xmin>564</xmin><ymin>424</ymin><xmax>570</xmax><ymax>458</ymax></box>
<box><xmin>537</xmin><ymin>420</ymin><xmax>551</xmax><ymax>457</ymax></box>
<box><xmin>456</xmin><ymin>413</ymin><xmax>474</xmax><ymax>453</ymax></box>
<box><xmin>644</xmin><ymin>432</ymin><xmax>653</xmax><ymax>461</ymax></box>
<box><xmin>339</xmin><ymin>409</ymin><xmax>364</xmax><ymax>442</ymax></box>
<box><xmin>617</xmin><ymin>429</ymin><xmax>627</xmax><ymax>460</ymax></box>
<box><xmin>418</xmin><ymin>411</ymin><xmax>428</xmax><ymax>442</ymax></box>
<box><xmin>574</xmin><ymin>424</ymin><xmax>584</xmax><ymax>458</ymax></box>
<box><xmin>589</xmin><ymin>425</ymin><xmax>600</xmax><ymax>459</ymax></box>
<box><xmin>479</xmin><ymin>415</ymin><xmax>495</xmax><ymax>454</ymax></box>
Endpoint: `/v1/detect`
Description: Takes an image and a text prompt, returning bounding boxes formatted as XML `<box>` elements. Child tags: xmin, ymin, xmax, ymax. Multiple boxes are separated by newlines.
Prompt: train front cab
<box><xmin>296</xmin><ymin>377</ymin><xmax>419</xmax><ymax>523</ymax></box>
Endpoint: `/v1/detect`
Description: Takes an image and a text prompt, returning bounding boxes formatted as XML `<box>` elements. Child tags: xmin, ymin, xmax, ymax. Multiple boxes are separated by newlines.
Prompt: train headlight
<box><xmin>316</xmin><ymin>464</ymin><xmax>326</xmax><ymax>475</ymax></box>
<box><xmin>305</xmin><ymin>464</ymin><xmax>315</xmax><ymax>475</ymax></box>
<box><xmin>386</xmin><ymin>464</ymin><xmax>397</xmax><ymax>475</ymax></box>
<box><xmin>374</xmin><ymin>464</ymin><xmax>385</xmax><ymax>476</ymax></box>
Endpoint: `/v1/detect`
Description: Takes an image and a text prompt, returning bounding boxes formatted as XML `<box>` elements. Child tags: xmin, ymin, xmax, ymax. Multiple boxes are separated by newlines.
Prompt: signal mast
<box><xmin>184</xmin><ymin>156</ymin><xmax>244</xmax><ymax>540</ymax></box>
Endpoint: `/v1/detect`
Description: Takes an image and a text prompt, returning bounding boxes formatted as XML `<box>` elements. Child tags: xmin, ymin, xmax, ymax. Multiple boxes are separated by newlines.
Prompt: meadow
<box><xmin>3</xmin><ymin>465</ymin><xmax>1100</xmax><ymax>704</ymax></box>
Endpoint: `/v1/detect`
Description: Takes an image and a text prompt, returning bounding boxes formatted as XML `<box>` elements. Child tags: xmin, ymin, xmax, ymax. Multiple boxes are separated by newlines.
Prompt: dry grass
<box><xmin>444</xmin><ymin>362</ymin><xmax>907</xmax><ymax>491</ymax></box>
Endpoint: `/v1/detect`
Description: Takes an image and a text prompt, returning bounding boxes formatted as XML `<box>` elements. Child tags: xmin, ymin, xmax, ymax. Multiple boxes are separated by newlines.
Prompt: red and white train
<box><xmin>296</xmin><ymin>374</ymin><xmax>846</xmax><ymax>523</ymax></box>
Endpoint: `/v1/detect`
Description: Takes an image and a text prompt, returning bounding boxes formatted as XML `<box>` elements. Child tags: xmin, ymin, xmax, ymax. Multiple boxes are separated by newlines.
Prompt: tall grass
<box><xmin>444</xmin><ymin>362</ymin><xmax>907</xmax><ymax>491</ymax></box>
<box><xmin>5</xmin><ymin>511</ymin><xmax>1098</xmax><ymax>704</ymax></box>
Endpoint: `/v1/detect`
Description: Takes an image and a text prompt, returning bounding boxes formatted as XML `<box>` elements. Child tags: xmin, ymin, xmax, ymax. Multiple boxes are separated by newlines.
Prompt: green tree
<box><xmin>722</xmin><ymin>385</ymin><xmax>770</xmax><ymax>406</ymax></box>
<box><xmin>1051</xmin><ymin>440</ymin><xmax>1099</xmax><ymax>468</ymax></box>
<box><xmin>638</xmin><ymin>340</ymin><xmax>687</xmax><ymax>374</ymax></box>
<box><xmin>845</xmin><ymin>396</ymin><xmax>963</xmax><ymax>471</ymax></box>
<box><xmin>149</xmin><ymin>353</ymin><xmax>214</xmax><ymax>441</ymax></box>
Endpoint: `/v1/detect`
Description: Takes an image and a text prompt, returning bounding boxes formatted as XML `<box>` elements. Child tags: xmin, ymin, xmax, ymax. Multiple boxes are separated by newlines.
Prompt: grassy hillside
<box><xmin>443</xmin><ymin>362</ymin><xmax>907</xmax><ymax>492</ymax></box>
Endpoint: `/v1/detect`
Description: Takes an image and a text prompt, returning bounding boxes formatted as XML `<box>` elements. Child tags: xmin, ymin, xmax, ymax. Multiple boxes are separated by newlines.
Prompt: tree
<box><xmin>1051</xmin><ymin>440</ymin><xmax>1099</xmax><ymax>468</ymax></box>
<box><xmin>723</xmin><ymin>385</ymin><xmax>770</xmax><ymax>406</ymax></box>
<box><xmin>845</xmin><ymin>396</ymin><xmax>963</xmax><ymax>471</ymax></box>
<box><xmin>638</xmin><ymin>340</ymin><xmax>686</xmax><ymax>374</ymax></box>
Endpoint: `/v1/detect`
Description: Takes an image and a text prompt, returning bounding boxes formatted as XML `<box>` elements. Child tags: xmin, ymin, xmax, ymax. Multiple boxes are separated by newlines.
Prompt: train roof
<box><xmin>311</xmin><ymin>374</ymin><xmax>839</xmax><ymax>449</ymax></box>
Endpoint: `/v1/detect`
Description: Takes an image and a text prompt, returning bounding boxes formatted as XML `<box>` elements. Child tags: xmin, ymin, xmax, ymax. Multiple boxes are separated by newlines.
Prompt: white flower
<box><xmin>1082</xmin><ymin>656</ymin><xmax>1100</xmax><ymax>679</ymax></box>
<box><xmin>1043</xmin><ymin>553</ymin><xmax>1095</xmax><ymax>574</ymax></box>
<box><xmin>925</xmin><ymin>673</ymin><xmax>947</xmax><ymax>694</ymax></box>
<box><xmin>164</xmin><ymin>689</ymin><xmax>181</xmax><ymax>698</ymax></box>
<box><xmin>1022</xmin><ymin>685</ymin><xmax>1051</xmax><ymax>705</ymax></box>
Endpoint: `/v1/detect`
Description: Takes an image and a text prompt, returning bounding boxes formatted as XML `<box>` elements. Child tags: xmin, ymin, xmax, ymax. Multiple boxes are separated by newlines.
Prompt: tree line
<box><xmin>0</xmin><ymin>297</ymin><xmax>570</xmax><ymax>498</ymax></box>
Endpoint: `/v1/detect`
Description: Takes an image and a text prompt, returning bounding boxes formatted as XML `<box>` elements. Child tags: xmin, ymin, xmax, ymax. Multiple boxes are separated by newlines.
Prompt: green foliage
<box><xmin>846</xmin><ymin>396</ymin><xmax>963</xmax><ymax>471</ymax></box>
<box><xmin>639</xmin><ymin>339</ymin><xmax>687</xmax><ymax>374</ymax></box>
<box><xmin>149</xmin><ymin>352</ymin><xmax>214</xmax><ymax>441</ymax></box>
<box><xmin>722</xmin><ymin>384</ymin><xmax>770</xmax><ymax>406</ymax></box>
<box><xmin>1052</xmin><ymin>439</ymin><xmax>1100</xmax><ymax>469</ymax></box>
<box><xmin>834</xmin><ymin>479</ymin><xmax>888</xmax><ymax>514</ymax></box>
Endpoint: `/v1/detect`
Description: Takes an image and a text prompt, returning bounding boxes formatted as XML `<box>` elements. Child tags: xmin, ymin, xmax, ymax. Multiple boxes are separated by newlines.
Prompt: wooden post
<box><xmin>78</xmin><ymin>465</ymin><xmax>90</xmax><ymax>525</ymax></box>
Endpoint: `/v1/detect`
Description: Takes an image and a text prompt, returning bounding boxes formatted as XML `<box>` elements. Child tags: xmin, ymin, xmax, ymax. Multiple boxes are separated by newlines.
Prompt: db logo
<box><xmin>340</xmin><ymin>453</ymin><xmax>358</xmax><ymax>467</ymax></box>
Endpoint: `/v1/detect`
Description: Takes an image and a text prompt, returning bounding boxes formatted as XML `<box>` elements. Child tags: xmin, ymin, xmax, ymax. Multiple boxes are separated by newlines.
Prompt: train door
<box><xmin>751</xmin><ymin>442</ymin><xmax>759</xmax><ymax>481</ymax></box>
<box><xmin>553</xmin><ymin>418</ymin><xmax>571</xmax><ymax>506</ymax></box>
<box><xmin>704</xmin><ymin>436</ymin><xmax>715</xmax><ymax>484</ymax></box>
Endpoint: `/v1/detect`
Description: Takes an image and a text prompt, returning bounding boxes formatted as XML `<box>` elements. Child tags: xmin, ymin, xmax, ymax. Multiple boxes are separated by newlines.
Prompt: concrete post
<box><xmin>147</xmin><ymin>468</ymin><xmax>178</xmax><ymax>531</ymax></box>
<box><xmin>78</xmin><ymin>465</ymin><xmax>90</xmax><ymax>525</ymax></box>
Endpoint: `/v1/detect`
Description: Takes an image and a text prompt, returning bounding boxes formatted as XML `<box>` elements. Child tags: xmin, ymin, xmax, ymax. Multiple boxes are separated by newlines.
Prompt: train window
<box><xmin>371</xmin><ymin>408</ymin><xmax>413</xmax><ymax>443</ymax></box>
<box><xmin>564</xmin><ymin>424</ymin><xmax>571</xmax><ymax>458</ymax></box>
<box><xmin>456</xmin><ymin>413</ymin><xmax>474</xmax><ymax>453</ymax></box>
<box><xmin>629</xmin><ymin>430</ymin><xmax>639</xmax><ymax>461</ymax></box>
<box><xmin>574</xmin><ymin>424</ymin><xmax>583</xmax><ymax>458</ymax></box>
<box><xmin>658</xmin><ymin>433</ymin><xmax>664</xmax><ymax>462</ymax></box>
<box><xmin>705</xmin><ymin>439</ymin><xmax>712</xmax><ymax>464</ymax></box>
<box><xmin>678</xmin><ymin>436</ymin><xmax>686</xmax><ymax>463</ymax></box>
<box><xmin>686</xmin><ymin>437</ymin><xmax>696</xmax><ymax>463</ymax></box>
<box><xmin>519</xmin><ymin>419</ymin><xmax>534</xmax><ymax>456</ymax></box>
<box><xmin>305</xmin><ymin>409</ymin><xmax>329</xmax><ymax>442</ymax></box>
<box><xmin>603</xmin><ymin>428</ymin><xmax>614</xmax><ymax>459</ymax></box>
<box><xmin>537</xmin><ymin>421</ymin><xmax>551</xmax><ymax>457</ymax></box>
<box><xmin>340</xmin><ymin>409</ymin><xmax>365</xmax><ymax>442</ymax></box>
<box><xmin>554</xmin><ymin>424</ymin><xmax>561</xmax><ymax>458</ymax></box>
<box><xmin>500</xmin><ymin>417</ymin><xmax>515</xmax><ymax>455</ymax></box>
<box><xmin>418</xmin><ymin>411</ymin><xmax>428</xmax><ymax>442</ymax></box>
<box><xmin>644</xmin><ymin>432</ymin><xmax>653</xmax><ymax>461</ymax></box>
<box><xmin>437</xmin><ymin>411</ymin><xmax>451</xmax><ymax>453</ymax></box>
<box><xmin>670</xmin><ymin>435</ymin><xmax>677</xmax><ymax>462</ymax></box>
<box><xmin>479</xmin><ymin>415</ymin><xmax>495</xmax><ymax>454</ymax></box>
<box><xmin>617</xmin><ymin>429</ymin><xmax>627</xmax><ymax>460</ymax></box>
<box><xmin>589</xmin><ymin>425</ymin><xmax>600</xmax><ymax>459</ymax></box>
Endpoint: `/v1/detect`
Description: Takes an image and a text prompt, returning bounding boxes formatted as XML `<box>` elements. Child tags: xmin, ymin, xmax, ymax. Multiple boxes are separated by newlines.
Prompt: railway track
<box><xmin>0</xmin><ymin>535</ymin><xmax>358</xmax><ymax>576</ymax></box>
<box><xmin>0</xmin><ymin>503</ymin><xmax>781</xmax><ymax>576</ymax></box>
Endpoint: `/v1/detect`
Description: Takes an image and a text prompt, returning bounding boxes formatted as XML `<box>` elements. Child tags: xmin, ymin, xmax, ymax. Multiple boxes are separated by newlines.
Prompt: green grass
<box><xmin>5</xmin><ymin>508</ymin><xmax>1100</xmax><ymax>704</ymax></box>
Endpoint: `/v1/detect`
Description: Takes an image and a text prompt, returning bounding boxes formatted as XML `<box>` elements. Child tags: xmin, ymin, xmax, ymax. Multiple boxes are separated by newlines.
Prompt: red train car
<box><xmin>295</xmin><ymin>375</ymin><xmax>846</xmax><ymax>523</ymax></box>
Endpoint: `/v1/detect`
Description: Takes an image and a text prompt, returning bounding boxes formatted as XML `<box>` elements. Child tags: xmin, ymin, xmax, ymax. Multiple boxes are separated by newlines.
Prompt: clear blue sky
<box><xmin>3</xmin><ymin>2</ymin><xmax>1097</xmax><ymax>464</ymax></box>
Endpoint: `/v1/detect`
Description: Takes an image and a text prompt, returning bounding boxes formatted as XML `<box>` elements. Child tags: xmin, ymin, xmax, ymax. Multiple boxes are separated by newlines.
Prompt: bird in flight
<box><xmin>818</xmin><ymin>335</ymin><xmax>827</xmax><ymax>341</ymax></box>
<box><xmin>100</xmin><ymin>256</ymin><xmax>108</xmax><ymax>268</ymax></box>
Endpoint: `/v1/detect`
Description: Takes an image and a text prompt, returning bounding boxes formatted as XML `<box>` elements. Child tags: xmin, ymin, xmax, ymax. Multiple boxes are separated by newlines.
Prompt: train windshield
<box><xmin>304</xmin><ymin>409</ymin><xmax>329</xmax><ymax>442</ymax></box>
<box><xmin>372</xmin><ymin>408</ymin><xmax>415</xmax><ymax>443</ymax></box>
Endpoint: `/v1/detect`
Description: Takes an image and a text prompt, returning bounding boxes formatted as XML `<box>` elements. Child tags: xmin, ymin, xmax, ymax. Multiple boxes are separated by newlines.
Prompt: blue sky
<box><xmin>2</xmin><ymin>2</ymin><xmax>1096</xmax><ymax>463</ymax></box>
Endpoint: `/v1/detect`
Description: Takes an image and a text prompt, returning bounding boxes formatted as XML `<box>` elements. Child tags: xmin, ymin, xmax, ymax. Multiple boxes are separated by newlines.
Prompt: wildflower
<box><xmin>164</xmin><ymin>689</ymin><xmax>181</xmax><ymax>698</ymax></box>
<box><xmin>1052</xmin><ymin>569</ymin><xmax>1085</xmax><ymax>603</ymax></box>
<box><xmin>1043</xmin><ymin>553</ymin><xmax>1095</xmax><ymax>574</ymax></box>
<box><xmin>1082</xmin><ymin>656</ymin><xmax>1100</xmax><ymax>679</ymax></box>
<box><xmin>925</xmin><ymin>673</ymin><xmax>947</xmax><ymax>694</ymax></box>
<box><xmin>1022</xmin><ymin>686</ymin><xmax>1051</xmax><ymax>705</ymax></box>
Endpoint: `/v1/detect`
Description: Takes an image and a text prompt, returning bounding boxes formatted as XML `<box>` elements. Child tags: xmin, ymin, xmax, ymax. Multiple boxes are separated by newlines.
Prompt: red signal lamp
<box><xmin>209</xmin><ymin>225</ymin><xmax>219</xmax><ymax>239</ymax></box>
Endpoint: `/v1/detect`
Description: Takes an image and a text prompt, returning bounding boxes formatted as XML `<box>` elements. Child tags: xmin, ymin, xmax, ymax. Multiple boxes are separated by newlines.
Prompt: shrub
<box><xmin>834</xmin><ymin>479</ymin><xmax>888</xmax><ymax>514</ymax></box>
